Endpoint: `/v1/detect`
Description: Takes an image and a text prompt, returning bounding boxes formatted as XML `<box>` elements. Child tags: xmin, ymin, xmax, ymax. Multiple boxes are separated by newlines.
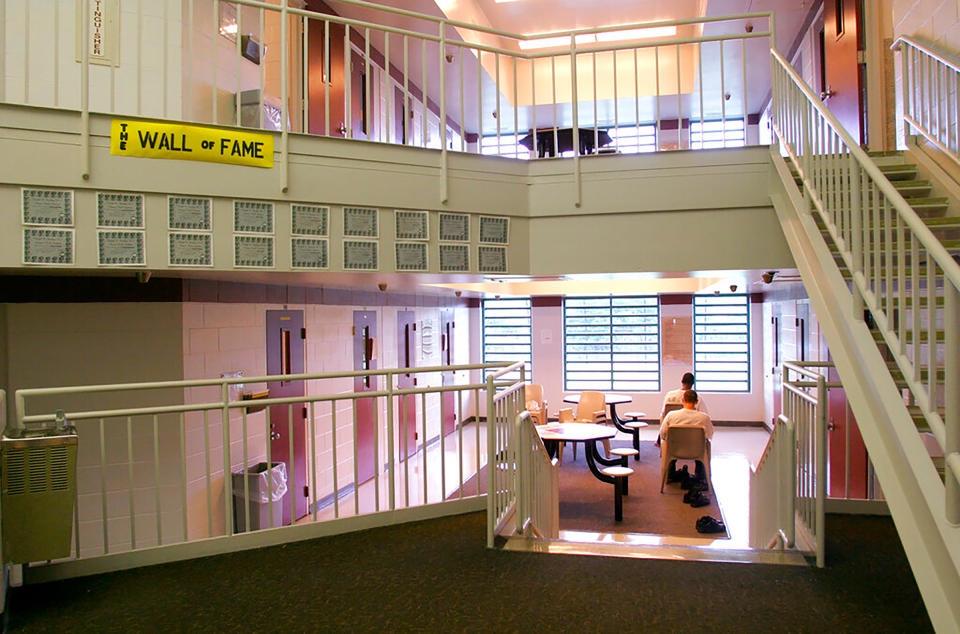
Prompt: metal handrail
<box><xmin>893</xmin><ymin>36</ymin><xmax>960</xmax><ymax>74</ymax></box>
<box><xmin>771</xmin><ymin>48</ymin><xmax>960</xmax><ymax>291</ymax></box>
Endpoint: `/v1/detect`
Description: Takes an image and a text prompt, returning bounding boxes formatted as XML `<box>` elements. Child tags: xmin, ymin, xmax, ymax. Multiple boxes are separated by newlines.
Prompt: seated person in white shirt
<box><xmin>660</xmin><ymin>389</ymin><xmax>714</xmax><ymax>484</ymax></box>
<box><xmin>661</xmin><ymin>372</ymin><xmax>708</xmax><ymax>419</ymax></box>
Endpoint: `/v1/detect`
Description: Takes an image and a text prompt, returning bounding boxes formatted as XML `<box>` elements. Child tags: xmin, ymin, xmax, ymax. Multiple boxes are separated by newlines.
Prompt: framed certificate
<box><xmin>23</xmin><ymin>228</ymin><xmax>74</xmax><ymax>265</ymax></box>
<box><xmin>395</xmin><ymin>210</ymin><xmax>428</xmax><ymax>241</ymax></box>
<box><xmin>291</xmin><ymin>237</ymin><xmax>328</xmax><ymax>269</ymax></box>
<box><xmin>439</xmin><ymin>213</ymin><xmax>469</xmax><ymax>242</ymax></box>
<box><xmin>234</xmin><ymin>235</ymin><xmax>274</xmax><ymax>267</ymax></box>
<box><xmin>233</xmin><ymin>200</ymin><xmax>274</xmax><ymax>233</ymax></box>
<box><xmin>168</xmin><ymin>196</ymin><xmax>212</xmax><ymax>231</ymax></box>
<box><xmin>479</xmin><ymin>215</ymin><xmax>509</xmax><ymax>244</ymax></box>
<box><xmin>291</xmin><ymin>204</ymin><xmax>329</xmax><ymax>236</ymax></box>
<box><xmin>395</xmin><ymin>242</ymin><xmax>428</xmax><ymax>271</ymax></box>
<box><xmin>343</xmin><ymin>207</ymin><xmax>378</xmax><ymax>238</ymax></box>
<box><xmin>169</xmin><ymin>232</ymin><xmax>213</xmax><ymax>266</ymax></box>
<box><xmin>343</xmin><ymin>240</ymin><xmax>378</xmax><ymax>270</ymax></box>
<box><xmin>97</xmin><ymin>192</ymin><xmax>144</xmax><ymax>228</ymax></box>
<box><xmin>478</xmin><ymin>245</ymin><xmax>508</xmax><ymax>273</ymax></box>
<box><xmin>98</xmin><ymin>230</ymin><xmax>146</xmax><ymax>266</ymax></box>
<box><xmin>439</xmin><ymin>243</ymin><xmax>469</xmax><ymax>272</ymax></box>
<box><xmin>22</xmin><ymin>189</ymin><xmax>73</xmax><ymax>226</ymax></box>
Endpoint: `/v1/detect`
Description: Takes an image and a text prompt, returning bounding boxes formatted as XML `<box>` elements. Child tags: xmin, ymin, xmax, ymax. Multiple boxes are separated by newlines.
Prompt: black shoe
<box><xmin>683</xmin><ymin>487</ymin><xmax>705</xmax><ymax>503</ymax></box>
<box><xmin>667</xmin><ymin>464</ymin><xmax>688</xmax><ymax>484</ymax></box>
<box><xmin>690</xmin><ymin>494</ymin><xmax>711</xmax><ymax>508</ymax></box>
<box><xmin>696</xmin><ymin>516</ymin><xmax>725</xmax><ymax>534</ymax></box>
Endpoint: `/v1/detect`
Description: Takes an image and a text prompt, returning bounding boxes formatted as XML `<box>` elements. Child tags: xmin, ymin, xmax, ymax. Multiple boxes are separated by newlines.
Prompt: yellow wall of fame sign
<box><xmin>110</xmin><ymin>120</ymin><xmax>274</xmax><ymax>168</ymax></box>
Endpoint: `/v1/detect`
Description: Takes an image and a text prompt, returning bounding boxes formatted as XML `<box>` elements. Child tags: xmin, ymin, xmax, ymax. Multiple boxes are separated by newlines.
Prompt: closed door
<box><xmin>824</xmin><ymin>349</ymin><xmax>869</xmax><ymax>498</ymax></box>
<box><xmin>353</xmin><ymin>311</ymin><xmax>378</xmax><ymax>483</ymax></box>
<box><xmin>266</xmin><ymin>310</ymin><xmax>307</xmax><ymax>525</ymax></box>
<box><xmin>440</xmin><ymin>309</ymin><xmax>456</xmax><ymax>436</ymax></box>
<box><xmin>397</xmin><ymin>311</ymin><xmax>417</xmax><ymax>459</ymax></box>
<box><xmin>823</xmin><ymin>0</ymin><xmax>865</xmax><ymax>143</ymax></box>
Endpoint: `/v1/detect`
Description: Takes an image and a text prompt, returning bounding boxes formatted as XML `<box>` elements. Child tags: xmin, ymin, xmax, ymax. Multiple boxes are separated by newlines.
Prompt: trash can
<box><xmin>232</xmin><ymin>461</ymin><xmax>287</xmax><ymax>532</ymax></box>
<box><xmin>2</xmin><ymin>418</ymin><xmax>78</xmax><ymax>564</ymax></box>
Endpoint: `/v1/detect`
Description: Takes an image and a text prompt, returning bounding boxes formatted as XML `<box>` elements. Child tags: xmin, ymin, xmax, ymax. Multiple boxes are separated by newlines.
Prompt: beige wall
<box><xmin>3</xmin><ymin>302</ymin><xmax>185</xmax><ymax>556</ymax></box>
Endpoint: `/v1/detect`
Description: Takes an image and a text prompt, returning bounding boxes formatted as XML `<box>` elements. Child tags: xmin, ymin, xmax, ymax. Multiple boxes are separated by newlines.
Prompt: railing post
<box><xmin>570</xmin><ymin>35</ymin><xmax>581</xmax><ymax>208</ymax></box>
<box><xmin>386</xmin><ymin>370</ymin><xmax>396</xmax><ymax>511</ymax></box>
<box><xmin>944</xmin><ymin>284</ymin><xmax>960</xmax><ymax>525</ymax></box>
<box><xmin>439</xmin><ymin>22</ymin><xmax>448</xmax><ymax>204</ymax></box>
<box><xmin>280</xmin><ymin>0</ymin><xmax>289</xmax><ymax>193</ymax></box>
<box><xmin>815</xmin><ymin>373</ymin><xmax>827</xmax><ymax>567</ymax></box>
<box><xmin>899</xmin><ymin>42</ymin><xmax>911</xmax><ymax>146</ymax></box>
<box><xmin>849</xmin><ymin>152</ymin><xmax>864</xmax><ymax>319</ymax></box>
<box><xmin>80</xmin><ymin>0</ymin><xmax>91</xmax><ymax>181</ymax></box>
<box><xmin>221</xmin><ymin>381</ymin><xmax>234</xmax><ymax>536</ymax></box>
<box><xmin>486</xmin><ymin>372</ymin><xmax>496</xmax><ymax>547</ymax></box>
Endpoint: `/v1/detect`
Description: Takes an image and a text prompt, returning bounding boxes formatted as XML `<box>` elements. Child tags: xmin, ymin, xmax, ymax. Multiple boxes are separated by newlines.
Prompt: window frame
<box><xmin>692</xmin><ymin>294</ymin><xmax>751</xmax><ymax>393</ymax></box>
<box><xmin>562</xmin><ymin>295</ymin><xmax>661</xmax><ymax>393</ymax></box>
<box><xmin>481</xmin><ymin>297</ymin><xmax>533</xmax><ymax>381</ymax></box>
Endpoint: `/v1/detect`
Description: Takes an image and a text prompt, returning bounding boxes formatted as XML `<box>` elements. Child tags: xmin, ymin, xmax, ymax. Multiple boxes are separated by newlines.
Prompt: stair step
<box><xmin>815</xmin><ymin>214</ymin><xmax>960</xmax><ymax>232</ymax></box>
<box><xmin>873</xmin><ymin>329</ymin><xmax>945</xmax><ymax>344</ymax></box>
<box><xmin>886</xmin><ymin>362</ymin><xmax>946</xmax><ymax>384</ymax></box>
<box><xmin>878</xmin><ymin>164</ymin><xmax>920</xmax><ymax>180</ymax></box>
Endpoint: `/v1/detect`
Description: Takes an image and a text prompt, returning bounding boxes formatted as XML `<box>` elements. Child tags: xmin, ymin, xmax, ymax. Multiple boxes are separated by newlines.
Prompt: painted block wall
<box><xmin>1</xmin><ymin>0</ymin><xmax>182</xmax><ymax>118</ymax></box>
<box><xmin>3</xmin><ymin>302</ymin><xmax>185</xmax><ymax>556</ymax></box>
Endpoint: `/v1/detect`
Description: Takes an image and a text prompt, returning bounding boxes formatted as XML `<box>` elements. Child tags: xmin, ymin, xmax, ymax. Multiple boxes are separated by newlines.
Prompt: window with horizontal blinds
<box><xmin>693</xmin><ymin>294</ymin><xmax>750</xmax><ymax>392</ymax></box>
<box><xmin>563</xmin><ymin>296</ymin><xmax>660</xmax><ymax>392</ymax></box>
<box><xmin>690</xmin><ymin>119</ymin><xmax>746</xmax><ymax>149</ymax></box>
<box><xmin>482</xmin><ymin>298</ymin><xmax>532</xmax><ymax>381</ymax></box>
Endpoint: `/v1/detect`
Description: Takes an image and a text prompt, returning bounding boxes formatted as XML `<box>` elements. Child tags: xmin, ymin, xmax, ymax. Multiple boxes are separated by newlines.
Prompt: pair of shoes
<box><xmin>696</xmin><ymin>515</ymin><xmax>725</xmax><ymax>534</ymax></box>
<box><xmin>668</xmin><ymin>464</ymin><xmax>688</xmax><ymax>484</ymax></box>
<box><xmin>685</xmin><ymin>492</ymin><xmax>710</xmax><ymax>507</ymax></box>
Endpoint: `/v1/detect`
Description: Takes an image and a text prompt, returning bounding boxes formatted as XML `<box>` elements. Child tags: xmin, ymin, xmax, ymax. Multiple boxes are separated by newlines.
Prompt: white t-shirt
<box><xmin>659</xmin><ymin>407</ymin><xmax>714</xmax><ymax>441</ymax></box>
<box><xmin>660</xmin><ymin>388</ymin><xmax>708</xmax><ymax>417</ymax></box>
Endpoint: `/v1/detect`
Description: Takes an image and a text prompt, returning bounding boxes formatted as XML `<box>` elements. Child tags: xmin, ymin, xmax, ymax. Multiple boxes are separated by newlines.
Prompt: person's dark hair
<box><xmin>683</xmin><ymin>389</ymin><xmax>698</xmax><ymax>405</ymax></box>
<box><xmin>681</xmin><ymin>372</ymin><xmax>695</xmax><ymax>388</ymax></box>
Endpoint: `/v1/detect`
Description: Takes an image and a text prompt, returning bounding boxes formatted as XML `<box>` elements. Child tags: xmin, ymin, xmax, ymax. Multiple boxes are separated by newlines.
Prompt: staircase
<box><xmin>769</xmin><ymin>49</ymin><xmax>960</xmax><ymax>632</ymax></box>
<box><xmin>797</xmin><ymin>152</ymin><xmax>955</xmax><ymax>479</ymax></box>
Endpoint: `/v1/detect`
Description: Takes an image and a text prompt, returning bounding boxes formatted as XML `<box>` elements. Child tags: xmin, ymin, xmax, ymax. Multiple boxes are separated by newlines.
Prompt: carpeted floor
<box><xmin>7</xmin><ymin>512</ymin><xmax>932</xmax><ymax>632</ymax></box>
<box><xmin>556</xmin><ymin>439</ymin><xmax>725</xmax><ymax>537</ymax></box>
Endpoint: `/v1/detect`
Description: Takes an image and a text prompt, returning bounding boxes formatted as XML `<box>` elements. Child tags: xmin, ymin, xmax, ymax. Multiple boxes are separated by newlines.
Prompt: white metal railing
<box><xmin>1</xmin><ymin>1</ymin><xmax>773</xmax><ymax>202</ymax></box>
<box><xmin>514</xmin><ymin>411</ymin><xmax>559</xmax><ymax>541</ymax></box>
<box><xmin>770</xmin><ymin>49</ymin><xmax>960</xmax><ymax>526</ymax></box>
<box><xmin>486</xmin><ymin>363</ymin><xmax>525</xmax><ymax>547</ymax></box>
<box><xmin>781</xmin><ymin>361</ymin><xmax>828</xmax><ymax>567</ymax></box>
<box><xmin>894</xmin><ymin>36</ymin><xmax>960</xmax><ymax>170</ymax></box>
<box><xmin>13</xmin><ymin>362</ymin><xmax>517</xmax><ymax>567</ymax></box>
<box><xmin>749</xmin><ymin>413</ymin><xmax>796</xmax><ymax>552</ymax></box>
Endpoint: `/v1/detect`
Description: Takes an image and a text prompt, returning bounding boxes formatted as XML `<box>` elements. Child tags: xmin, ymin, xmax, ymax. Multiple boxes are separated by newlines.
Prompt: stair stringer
<box><xmin>769</xmin><ymin>147</ymin><xmax>960</xmax><ymax>633</ymax></box>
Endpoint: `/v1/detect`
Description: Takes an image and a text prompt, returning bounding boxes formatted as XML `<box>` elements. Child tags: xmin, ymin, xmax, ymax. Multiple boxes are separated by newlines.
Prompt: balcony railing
<box><xmin>1</xmin><ymin>1</ymin><xmax>774</xmax><ymax>202</ymax></box>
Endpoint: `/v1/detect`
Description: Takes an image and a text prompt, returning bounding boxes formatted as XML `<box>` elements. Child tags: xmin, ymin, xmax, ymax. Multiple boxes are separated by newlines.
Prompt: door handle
<box><xmin>820</xmin><ymin>87</ymin><xmax>836</xmax><ymax>101</ymax></box>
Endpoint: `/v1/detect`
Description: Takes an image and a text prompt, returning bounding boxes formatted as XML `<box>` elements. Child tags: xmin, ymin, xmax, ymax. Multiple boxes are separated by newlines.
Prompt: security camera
<box><xmin>714</xmin><ymin>290</ymin><xmax>720</xmax><ymax>296</ymax></box>
<box><xmin>761</xmin><ymin>271</ymin><xmax>777</xmax><ymax>284</ymax></box>
<box><xmin>745</xmin><ymin>24</ymin><xmax>754</xmax><ymax>33</ymax></box>
<box><xmin>455</xmin><ymin>290</ymin><xmax>462</xmax><ymax>297</ymax></box>
<box><xmin>730</xmin><ymin>284</ymin><xmax>738</xmax><ymax>293</ymax></box>
<box><xmin>378</xmin><ymin>283</ymin><xmax>387</xmax><ymax>292</ymax></box>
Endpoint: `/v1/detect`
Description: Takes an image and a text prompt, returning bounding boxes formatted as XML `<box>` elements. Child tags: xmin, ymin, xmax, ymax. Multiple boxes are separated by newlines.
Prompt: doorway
<box><xmin>266</xmin><ymin>310</ymin><xmax>308</xmax><ymax>525</ymax></box>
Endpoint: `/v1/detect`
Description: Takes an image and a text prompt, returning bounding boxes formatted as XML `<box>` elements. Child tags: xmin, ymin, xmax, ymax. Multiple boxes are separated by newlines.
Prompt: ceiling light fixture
<box><xmin>518</xmin><ymin>26</ymin><xmax>677</xmax><ymax>50</ymax></box>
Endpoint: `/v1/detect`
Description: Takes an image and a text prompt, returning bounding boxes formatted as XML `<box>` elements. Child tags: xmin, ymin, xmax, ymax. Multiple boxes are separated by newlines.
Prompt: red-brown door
<box><xmin>824</xmin><ymin>348</ymin><xmax>869</xmax><ymax>498</ymax></box>
<box><xmin>353</xmin><ymin>311</ymin><xmax>378</xmax><ymax>483</ymax></box>
<box><xmin>823</xmin><ymin>0</ymin><xmax>865</xmax><ymax>143</ymax></box>
<box><xmin>397</xmin><ymin>311</ymin><xmax>417</xmax><ymax>459</ymax></box>
<box><xmin>266</xmin><ymin>310</ymin><xmax>307</xmax><ymax>525</ymax></box>
<box><xmin>350</xmin><ymin>53</ymin><xmax>369</xmax><ymax>141</ymax></box>
<box><xmin>440</xmin><ymin>309</ymin><xmax>456</xmax><ymax>436</ymax></box>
